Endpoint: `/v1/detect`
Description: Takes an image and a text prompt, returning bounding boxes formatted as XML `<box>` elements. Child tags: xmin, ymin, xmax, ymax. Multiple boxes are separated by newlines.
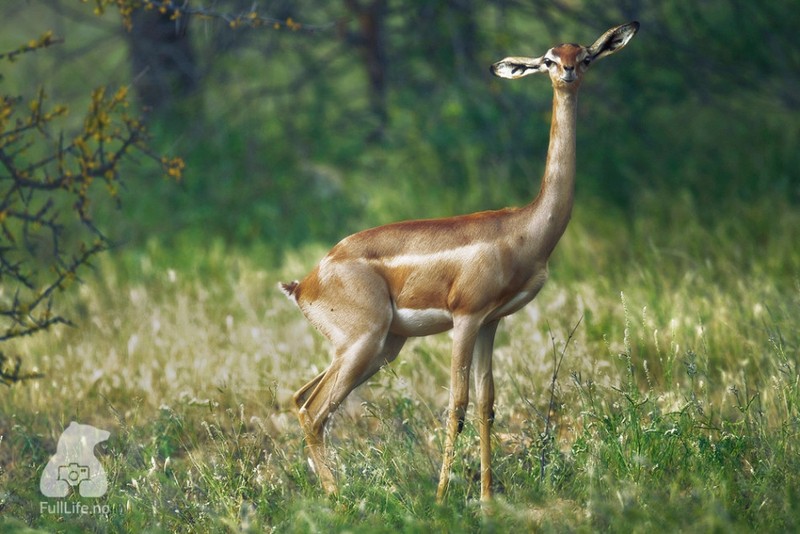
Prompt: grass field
<box><xmin>1</xmin><ymin>196</ymin><xmax>798</xmax><ymax>532</ymax></box>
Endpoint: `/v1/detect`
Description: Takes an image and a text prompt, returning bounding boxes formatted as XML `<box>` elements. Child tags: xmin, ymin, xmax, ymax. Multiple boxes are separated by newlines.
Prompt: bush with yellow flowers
<box><xmin>0</xmin><ymin>30</ymin><xmax>183</xmax><ymax>385</ymax></box>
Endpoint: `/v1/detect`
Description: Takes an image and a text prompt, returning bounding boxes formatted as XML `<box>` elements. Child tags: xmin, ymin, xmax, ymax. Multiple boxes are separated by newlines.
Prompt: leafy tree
<box><xmin>0</xmin><ymin>30</ymin><xmax>183</xmax><ymax>385</ymax></box>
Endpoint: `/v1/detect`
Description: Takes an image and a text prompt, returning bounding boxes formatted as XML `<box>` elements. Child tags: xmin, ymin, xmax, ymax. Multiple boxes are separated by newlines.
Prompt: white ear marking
<box><xmin>587</xmin><ymin>21</ymin><xmax>640</xmax><ymax>61</ymax></box>
<box><xmin>491</xmin><ymin>56</ymin><xmax>545</xmax><ymax>79</ymax></box>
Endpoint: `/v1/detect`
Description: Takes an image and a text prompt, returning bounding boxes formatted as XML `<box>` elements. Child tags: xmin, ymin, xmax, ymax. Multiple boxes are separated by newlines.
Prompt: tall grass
<box><xmin>1</xmin><ymin>196</ymin><xmax>798</xmax><ymax>531</ymax></box>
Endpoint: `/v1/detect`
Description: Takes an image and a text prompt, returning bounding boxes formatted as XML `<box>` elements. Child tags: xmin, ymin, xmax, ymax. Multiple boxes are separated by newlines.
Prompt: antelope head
<box><xmin>491</xmin><ymin>21</ymin><xmax>639</xmax><ymax>90</ymax></box>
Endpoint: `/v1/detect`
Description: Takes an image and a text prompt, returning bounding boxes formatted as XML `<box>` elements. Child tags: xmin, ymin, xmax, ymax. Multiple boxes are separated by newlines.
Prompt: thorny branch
<box><xmin>90</xmin><ymin>0</ymin><xmax>341</xmax><ymax>32</ymax></box>
<box><xmin>0</xmin><ymin>33</ymin><xmax>182</xmax><ymax>385</ymax></box>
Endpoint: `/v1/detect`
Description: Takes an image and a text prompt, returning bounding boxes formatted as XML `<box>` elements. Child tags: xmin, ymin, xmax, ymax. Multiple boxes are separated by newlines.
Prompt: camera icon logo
<box><xmin>40</xmin><ymin>422</ymin><xmax>110</xmax><ymax>498</ymax></box>
<box><xmin>57</xmin><ymin>463</ymin><xmax>91</xmax><ymax>487</ymax></box>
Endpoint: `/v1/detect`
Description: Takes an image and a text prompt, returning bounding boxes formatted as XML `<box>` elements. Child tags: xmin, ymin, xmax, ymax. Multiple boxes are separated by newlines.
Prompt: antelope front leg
<box><xmin>436</xmin><ymin>316</ymin><xmax>480</xmax><ymax>503</ymax></box>
<box><xmin>473</xmin><ymin>320</ymin><xmax>499</xmax><ymax>503</ymax></box>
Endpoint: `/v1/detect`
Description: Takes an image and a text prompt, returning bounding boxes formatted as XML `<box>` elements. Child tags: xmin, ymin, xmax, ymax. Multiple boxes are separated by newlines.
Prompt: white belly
<box><xmin>390</xmin><ymin>306</ymin><xmax>453</xmax><ymax>337</ymax></box>
<box><xmin>388</xmin><ymin>268</ymin><xmax>548</xmax><ymax>336</ymax></box>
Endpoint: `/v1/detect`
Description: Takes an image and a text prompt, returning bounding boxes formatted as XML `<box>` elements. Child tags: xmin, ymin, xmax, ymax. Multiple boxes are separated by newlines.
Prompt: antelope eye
<box><xmin>582</xmin><ymin>56</ymin><xmax>592</xmax><ymax>65</ymax></box>
<box><xmin>543</xmin><ymin>58</ymin><xmax>555</xmax><ymax>68</ymax></box>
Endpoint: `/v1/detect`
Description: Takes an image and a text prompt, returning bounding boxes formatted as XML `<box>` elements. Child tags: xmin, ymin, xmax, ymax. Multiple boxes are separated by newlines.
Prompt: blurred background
<box><xmin>2</xmin><ymin>0</ymin><xmax>798</xmax><ymax>263</ymax></box>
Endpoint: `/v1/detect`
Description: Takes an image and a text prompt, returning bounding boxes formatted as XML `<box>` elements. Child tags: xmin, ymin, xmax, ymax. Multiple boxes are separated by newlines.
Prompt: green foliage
<box><xmin>92</xmin><ymin>0</ymin><xmax>796</xmax><ymax>253</ymax></box>
<box><xmin>9</xmin><ymin>2</ymin><xmax>791</xmax><ymax>256</ymax></box>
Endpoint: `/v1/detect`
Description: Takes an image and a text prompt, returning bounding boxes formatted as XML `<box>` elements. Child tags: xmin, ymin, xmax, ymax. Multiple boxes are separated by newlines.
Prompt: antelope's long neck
<box><xmin>523</xmin><ymin>89</ymin><xmax>578</xmax><ymax>257</ymax></box>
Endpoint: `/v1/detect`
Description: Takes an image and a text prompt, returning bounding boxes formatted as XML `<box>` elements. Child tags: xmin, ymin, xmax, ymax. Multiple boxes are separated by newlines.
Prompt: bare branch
<box><xmin>1</xmin><ymin>30</ymin><xmax>183</xmax><ymax>384</ymax></box>
<box><xmin>93</xmin><ymin>0</ymin><xmax>343</xmax><ymax>33</ymax></box>
<box><xmin>0</xmin><ymin>351</ymin><xmax>44</xmax><ymax>386</ymax></box>
<box><xmin>0</xmin><ymin>31</ymin><xmax>64</xmax><ymax>63</ymax></box>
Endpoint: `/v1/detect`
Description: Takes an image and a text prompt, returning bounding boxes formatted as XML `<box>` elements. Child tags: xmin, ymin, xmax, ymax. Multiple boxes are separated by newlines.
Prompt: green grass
<box><xmin>1</xmin><ymin>198</ymin><xmax>799</xmax><ymax>532</ymax></box>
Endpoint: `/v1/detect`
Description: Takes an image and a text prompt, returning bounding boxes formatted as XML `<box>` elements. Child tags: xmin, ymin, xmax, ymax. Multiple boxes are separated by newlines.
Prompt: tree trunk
<box><xmin>127</xmin><ymin>6</ymin><xmax>197</xmax><ymax>115</ymax></box>
<box><xmin>344</xmin><ymin>0</ymin><xmax>388</xmax><ymax>138</ymax></box>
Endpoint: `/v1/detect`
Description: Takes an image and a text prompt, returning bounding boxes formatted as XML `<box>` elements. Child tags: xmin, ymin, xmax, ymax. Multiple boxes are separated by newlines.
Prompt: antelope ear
<box><xmin>587</xmin><ymin>21</ymin><xmax>639</xmax><ymax>61</ymax></box>
<box><xmin>491</xmin><ymin>56</ymin><xmax>547</xmax><ymax>79</ymax></box>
